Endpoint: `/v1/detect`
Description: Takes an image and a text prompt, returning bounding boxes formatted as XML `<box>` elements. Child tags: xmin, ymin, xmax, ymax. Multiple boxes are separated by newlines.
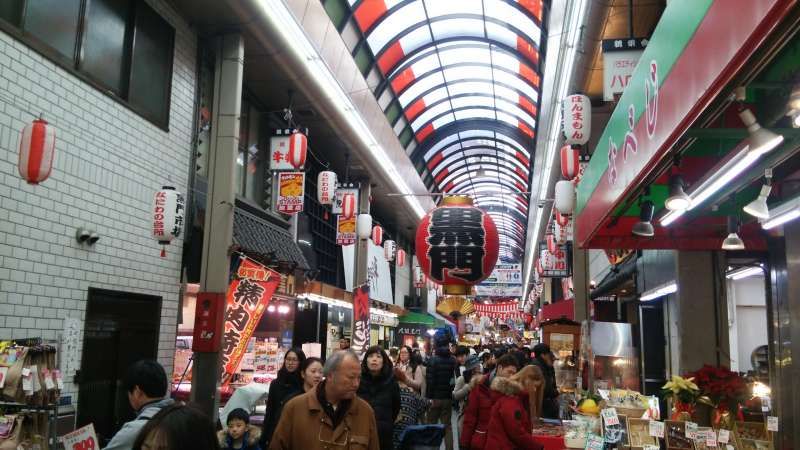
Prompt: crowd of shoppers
<box><xmin>102</xmin><ymin>338</ymin><xmax>557</xmax><ymax>450</ymax></box>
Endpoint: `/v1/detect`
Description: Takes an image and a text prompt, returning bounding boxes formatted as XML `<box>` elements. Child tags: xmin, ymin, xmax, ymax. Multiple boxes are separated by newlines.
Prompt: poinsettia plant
<box><xmin>661</xmin><ymin>375</ymin><xmax>700</xmax><ymax>404</ymax></box>
<box><xmin>686</xmin><ymin>365</ymin><xmax>748</xmax><ymax>407</ymax></box>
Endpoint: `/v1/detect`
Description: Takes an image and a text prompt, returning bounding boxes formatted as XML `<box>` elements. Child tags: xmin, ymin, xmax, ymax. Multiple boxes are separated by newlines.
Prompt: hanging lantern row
<box><xmin>18</xmin><ymin>116</ymin><xmax>56</xmax><ymax>185</ymax></box>
<box><xmin>372</xmin><ymin>225</ymin><xmax>383</xmax><ymax>246</ymax></box>
<box><xmin>152</xmin><ymin>186</ymin><xmax>185</xmax><ymax>257</ymax></box>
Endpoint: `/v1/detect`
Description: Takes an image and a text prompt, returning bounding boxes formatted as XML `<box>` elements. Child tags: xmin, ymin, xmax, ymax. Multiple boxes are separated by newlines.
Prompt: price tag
<box><xmin>21</xmin><ymin>367</ymin><xmax>31</xmax><ymax>377</ymax></box>
<box><xmin>727</xmin><ymin>445</ymin><xmax>735</xmax><ymax>450</ymax></box>
<box><xmin>717</xmin><ymin>429</ymin><xmax>730</xmax><ymax>444</ymax></box>
<box><xmin>22</xmin><ymin>373</ymin><xmax>33</xmax><ymax>393</ymax></box>
<box><xmin>61</xmin><ymin>423</ymin><xmax>98</xmax><ymax>450</ymax></box>
<box><xmin>706</xmin><ymin>430</ymin><xmax>718</xmax><ymax>447</ymax></box>
<box><xmin>767</xmin><ymin>416</ymin><xmax>779</xmax><ymax>432</ymax></box>
<box><xmin>601</xmin><ymin>408</ymin><xmax>620</xmax><ymax>426</ymax></box>
<box><xmin>686</xmin><ymin>422</ymin><xmax>698</xmax><ymax>439</ymax></box>
<box><xmin>56</xmin><ymin>370</ymin><xmax>65</xmax><ymax>390</ymax></box>
<box><xmin>649</xmin><ymin>420</ymin><xmax>665</xmax><ymax>438</ymax></box>
<box><xmin>761</xmin><ymin>397</ymin><xmax>771</xmax><ymax>412</ymax></box>
<box><xmin>0</xmin><ymin>366</ymin><xmax>7</xmax><ymax>389</ymax></box>
<box><xmin>585</xmin><ymin>434</ymin><xmax>604</xmax><ymax>450</ymax></box>
<box><xmin>597</xmin><ymin>389</ymin><xmax>610</xmax><ymax>400</ymax></box>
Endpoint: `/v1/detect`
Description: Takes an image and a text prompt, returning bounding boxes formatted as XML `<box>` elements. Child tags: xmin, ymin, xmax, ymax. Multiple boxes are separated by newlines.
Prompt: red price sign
<box><xmin>62</xmin><ymin>424</ymin><xmax>98</xmax><ymax>450</ymax></box>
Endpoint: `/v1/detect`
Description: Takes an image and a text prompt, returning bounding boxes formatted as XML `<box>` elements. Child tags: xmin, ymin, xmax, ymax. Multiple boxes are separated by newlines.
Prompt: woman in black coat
<box><xmin>259</xmin><ymin>347</ymin><xmax>306</xmax><ymax>449</ymax></box>
<box><xmin>357</xmin><ymin>346</ymin><xmax>401</xmax><ymax>450</ymax></box>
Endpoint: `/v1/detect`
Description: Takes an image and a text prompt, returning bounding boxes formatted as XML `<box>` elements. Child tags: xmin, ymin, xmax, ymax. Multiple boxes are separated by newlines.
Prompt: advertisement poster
<box><xmin>351</xmin><ymin>285</ymin><xmax>370</xmax><ymax>358</ymax></box>
<box><xmin>221</xmin><ymin>259</ymin><xmax>281</xmax><ymax>384</ymax></box>
<box><xmin>336</xmin><ymin>215</ymin><xmax>356</xmax><ymax>245</ymax></box>
<box><xmin>539</xmin><ymin>241</ymin><xmax>572</xmax><ymax>277</ymax></box>
<box><xmin>61</xmin><ymin>423</ymin><xmax>98</xmax><ymax>450</ymax></box>
<box><xmin>276</xmin><ymin>172</ymin><xmax>305</xmax><ymax>214</ymax></box>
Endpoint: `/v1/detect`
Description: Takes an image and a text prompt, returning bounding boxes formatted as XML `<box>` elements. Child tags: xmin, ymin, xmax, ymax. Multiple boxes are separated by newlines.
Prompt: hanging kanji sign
<box><xmin>562</xmin><ymin>94</ymin><xmax>591</xmax><ymax>146</ymax></box>
<box><xmin>221</xmin><ymin>259</ymin><xmax>281</xmax><ymax>384</ymax></box>
<box><xmin>351</xmin><ymin>285</ymin><xmax>370</xmax><ymax>358</ymax></box>
<box><xmin>415</xmin><ymin>196</ymin><xmax>499</xmax><ymax>295</ymax></box>
<box><xmin>276</xmin><ymin>172</ymin><xmax>305</xmax><ymax>214</ymax></box>
<box><xmin>538</xmin><ymin>241</ymin><xmax>572</xmax><ymax>277</ymax></box>
<box><xmin>269</xmin><ymin>128</ymin><xmax>309</xmax><ymax>171</ymax></box>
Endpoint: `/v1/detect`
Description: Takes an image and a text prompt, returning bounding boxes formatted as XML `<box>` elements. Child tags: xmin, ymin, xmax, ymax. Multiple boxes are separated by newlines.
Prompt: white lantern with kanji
<box><xmin>317</xmin><ymin>171</ymin><xmax>337</xmax><ymax>205</ymax></box>
<box><xmin>562</xmin><ymin>94</ymin><xmax>591</xmax><ymax>146</ymax></box>
<box><xmin>288</xmin><ymin>131</ymin><xmax>307</xmax><ymax>169</ymax></box>
<box><xmin>383</xmin><ymin>240</ymin><xmax>396</xmax><ymax>261</ymax></box>
<box><xmin>372</xmin><ymin>225</ymin><xmax>383</xmax><ymax>246</ymax></box>
<box><xmin>341</xmin><ymin>193</ymin><xmax>356</xmax><ymax>219</ymax></box>
<box><xmin>18</xmin><ymin>117</ymin><xmax>56</xmax><ymax>185</ymax></box>
<box><xmin>396</xmin><ymin>249</ymin><xmax>406</xmax><ymax>267</ymax></box>
<box><xmin>152</xmin><ymin>186</ymin><xmax>185</xmax><ymax>257</ymax></box>
<box><xmin>357</xmin><ymin>213</ymin><xmax>372</xmax><ymax>239</ymax></box>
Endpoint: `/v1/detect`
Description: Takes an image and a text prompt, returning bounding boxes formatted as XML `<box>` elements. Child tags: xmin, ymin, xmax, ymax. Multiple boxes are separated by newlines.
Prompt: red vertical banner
<box><xmin>220</xmin><ymin>259</ymin><xmax>281</xmax><ymax>384</ymax></box>
<box><xmin>351</xmin><ymin>285</ymin><xmax>370</xmax><ymax>358</ymax></box>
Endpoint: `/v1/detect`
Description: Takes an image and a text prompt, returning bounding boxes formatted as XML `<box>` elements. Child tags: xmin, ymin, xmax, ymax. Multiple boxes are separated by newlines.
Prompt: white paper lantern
<box><xmin>317</xmin><ymin>171</ymin><xmax>337</xmax><ymax>205</ymax></box>
<box><xmin>357</xmin><ymin>213</ymin><xmax>372</xmax><ymax>239</ymax></box>
<box><xmin>413</xmin><ymin>265</ymin><xmax>425</xmax><ymax>287</ymax></box>
<box><xmin>383</xmin><ymin>240</ymin><xmax>396</xmax><ymax>261</ymax></box>
<box><xmin>554</xmin><ymin>180</ymin><xmax>576</xmax><ymax>214</ymax></box>
<box><xmin>562</xmin><ymin>94</ymin><xmax>591</xmax><ymax>146</ymax></box>
<box><xmin>152</xmin><ymin>186</ymin><xmax>185</xmax><ymax>257</ymax></box>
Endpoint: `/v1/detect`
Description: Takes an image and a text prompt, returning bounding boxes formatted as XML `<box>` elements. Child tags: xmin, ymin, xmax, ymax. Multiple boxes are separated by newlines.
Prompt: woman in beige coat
<box><xmin>395</xmin><ymin>345</ymin><xmax>425</xmax><ymax>395</ymax></box>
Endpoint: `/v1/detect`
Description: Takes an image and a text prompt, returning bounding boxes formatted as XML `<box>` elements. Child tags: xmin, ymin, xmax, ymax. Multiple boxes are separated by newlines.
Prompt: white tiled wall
<box><xmin>0</xmin><ymin>0</ymin><xmax>196</xmax><ymax>405</ymax></box>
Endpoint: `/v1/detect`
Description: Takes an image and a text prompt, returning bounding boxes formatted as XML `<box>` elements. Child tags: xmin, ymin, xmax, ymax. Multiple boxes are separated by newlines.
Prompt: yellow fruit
<box><xmin>580</xmin><ymin>399</ymin><xmax>599</xmax><ymax>414</ymax></box>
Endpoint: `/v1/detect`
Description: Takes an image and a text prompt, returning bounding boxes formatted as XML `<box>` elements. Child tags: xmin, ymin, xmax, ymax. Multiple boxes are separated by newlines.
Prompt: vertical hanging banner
<box><xmin>276</xmin><ymin>172</ymin><xmax>305</xmax><ymax>214</ymax></box>
<box><xmin>351</xmin><ymin>285</ymin><xmax>371</xmax><ymax>358</ymax></box>
<box><xmin>221</xmin><ymin>259</ymin><xmax>281</xmax><ymax>384</ymax></box>
<box><xmin>336</xmin><ymin>215</ymin><xmax>357</xmax><ymax>245</ymax></box>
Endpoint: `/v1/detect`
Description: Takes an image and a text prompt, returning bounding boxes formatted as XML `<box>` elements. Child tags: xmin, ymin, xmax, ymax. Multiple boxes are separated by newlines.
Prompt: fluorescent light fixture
<box><xmin>297</xmin><ymin>292</ymin><xmax>398</xmax><ymax>317</ymax></box>
<box><xmin>726</xmin><ymin>266</ymin><xmax>764</xmax><ymax>280</ymax></box>
<box><xmin>259</xmin><ymin>1</ymin><xmax>426</xmax><ymax>219</ymax></box>
<box><xmin>743</xmin><ymin>184</ymin><xmax>771</xmax><ymax>219</ymax></box>
<box><xmin>761</xmin><ymin>194</ymin><xmax>800</xmax><ymax>229</ymax></box>
<box><xmin>640</xmin><ymin>282</ymin><xmax>677</xmax><ymax>301</ymax></box>
<box><xmin>661</xmin><ymin>150</ymin><xmax>761</xmax><ymax>226</ymax></box>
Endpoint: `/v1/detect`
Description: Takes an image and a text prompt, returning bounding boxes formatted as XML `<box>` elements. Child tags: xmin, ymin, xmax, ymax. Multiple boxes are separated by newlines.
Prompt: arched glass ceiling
<box><xmin>345</xmin><ymin>0</ymin><xmax>547</xmax><ymax>262</ymax></box>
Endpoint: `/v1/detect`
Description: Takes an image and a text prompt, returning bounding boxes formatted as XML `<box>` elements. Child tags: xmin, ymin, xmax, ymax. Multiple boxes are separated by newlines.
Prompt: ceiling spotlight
<box><xmin>743</xmin><ymin>184</ymin><xmax>771</xmax><ymax>219</ymax></box>
<box><xmin>722</xmin><ymin>217</ymin><xmax>745</xmax><ymax>251</ymax></box>
<box><xmin>739</xmin><ymin>109</ymin><xmax>784</xmax><ymax>156</ymax></box>
<box><xmin>665</xmin><ymin>175</ymin><xmax>691</xmax><ymax>211</ymax></box>
<box><xmin>632</xmin><ymin>200</ymin><xmax>655</xmax><ymax>237</ymax></box>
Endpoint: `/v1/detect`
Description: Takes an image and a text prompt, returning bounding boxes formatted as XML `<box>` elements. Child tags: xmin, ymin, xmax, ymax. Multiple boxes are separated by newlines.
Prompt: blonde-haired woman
<box><xmin>484</xmin><ymin>365</ymin><xmax>546</xmax><ymax>450</ymax></box>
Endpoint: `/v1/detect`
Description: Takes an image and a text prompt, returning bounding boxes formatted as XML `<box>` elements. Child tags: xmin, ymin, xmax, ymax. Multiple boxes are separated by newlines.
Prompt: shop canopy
<box><xmin>399</xmin><ymin>311</ymin><xmax>445</xmax><ymax>328</ymax></box>
<box><xmin>341</xmin><ymin>0</ymin><xmax>548</xmax><ymax>262</ymax></box>
<box><xmin>574</xmin><ymin>0</ymin><xmax>794</xmax><ymax>251</ymax></box>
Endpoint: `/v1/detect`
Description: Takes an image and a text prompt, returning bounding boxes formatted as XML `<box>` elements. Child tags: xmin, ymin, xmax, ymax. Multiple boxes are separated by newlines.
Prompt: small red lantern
<box><xmin>560</xmin><ymin>145</ymin><xmax>580</xmax><ymax>180</ymax></box>
<box><xmin>372</xmin><ymin>225</ymin><xmax>383</xmax><ymax>246</ymax></box>
<box><xmin>341</xmin><ymin>193</ymin><xmax>356</xmax><ymax>219</ymax></box>
<box><xmin>18</xmin><ymin>116</ymin><xmax>56</xmax><ymax>185</ymax></box>
<box><xmin>546</xmin><ymin>234</ymin><xmax>557</xmax><ymax>253</ymax></box>
<box><xmin>288</xmin><ymin>131</ymin><xmax>307</xmax><ymax>169</ymax></box>
<box><xmin>555</xmin><ymin>210</ymin><xmax>570</xmax><ymax>227</ymax></box>
<box><xmin>415</xmin><ymin>196</ymin><xmax>499</xmax><ymax>295</ymax></box>
<box><xmin>396</xmin><ymin>249</ymin><xmax>406</xmax><ymax>267</ymax></box>
<box><xmin>536</xmin><ymin>258</ymin><xmax>544</xmax><ymax>276</ymax></box>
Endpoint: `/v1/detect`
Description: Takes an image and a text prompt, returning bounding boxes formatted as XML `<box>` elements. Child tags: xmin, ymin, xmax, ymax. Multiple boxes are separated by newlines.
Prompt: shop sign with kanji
<box><xmin>269</xmin><ymin>128</ymin><xmax>308</xmax><ymax>171</ymax></box>
<box><xmin>351</xmin><ymin>285</ymin><xmax>370</xmax><ymax>358</ymax></box>
<box><xmin>276</xmin><ymin>172</ymin><xmax>305</xmax><ymax>214</ymax></box>
<box><xmin>538</xmin><ymin>241</ymin><xmax>572</xmax><ymax>278</ymax></box>
<box><xmin>220</xmin><ymin>259</ymin><xmax>281</xmax><ymax>384</ymax></box>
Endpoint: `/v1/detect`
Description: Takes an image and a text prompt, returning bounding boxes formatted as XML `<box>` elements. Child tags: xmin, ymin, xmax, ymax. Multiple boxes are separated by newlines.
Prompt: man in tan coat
<box><xmin>269</xmin><ymin>350</ymin><xmax>380</xmax><ymax>450</ymax></box>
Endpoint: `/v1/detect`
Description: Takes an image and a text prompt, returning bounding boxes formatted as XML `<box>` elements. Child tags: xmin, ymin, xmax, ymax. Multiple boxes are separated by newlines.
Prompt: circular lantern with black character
<box><xmin>415</xmin><ymin>196</ymin><xmax>499</xmax><ymax>295</ymax></box>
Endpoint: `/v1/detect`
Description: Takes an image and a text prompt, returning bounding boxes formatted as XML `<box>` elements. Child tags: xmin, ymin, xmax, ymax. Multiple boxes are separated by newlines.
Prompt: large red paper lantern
<box><xmin>371</xmin><ymin>225</ymin><xmax>383</xmax><ymax>246</ymax></box>
<box><xmin>288</xmin><ymin>131</ymin><xmax>307</xmax><ymax>169</ymax></box>
<box><xmin>415</xmin><ymin>196</ymin><xmax>499</xmax><ymax>295</ymax></box>
<box><xmin>18</xmin><ymin>117</ymin><xmax>56</xmax><ymax>185</ymax></box>
<box><xmin>560</xmin><ymin>145</ymin><xmax>580</xmax><ymax>180</ymax></box>
<box><xmin>341</xmin><ymin>193</ymin><xmax>356</xmax><ymax>219</ymax></box>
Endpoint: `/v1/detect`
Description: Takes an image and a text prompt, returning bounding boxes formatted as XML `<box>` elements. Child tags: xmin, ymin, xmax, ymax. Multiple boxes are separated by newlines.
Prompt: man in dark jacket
<box><xmin>425</xmin><ymin>331</ymin><xmax>457</xmax><ymax>450</ymax></box>
<box><xmin>531</xmin><ymin>343</ymin><xmax>560</xmax><ymax>419</ymax></box>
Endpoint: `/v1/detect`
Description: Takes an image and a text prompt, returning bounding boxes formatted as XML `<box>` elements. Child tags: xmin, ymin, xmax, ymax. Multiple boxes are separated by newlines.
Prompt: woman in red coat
<box><xmin>484</xmin><ymin>365</ymin><xmax>546</xmax><ymax>450</ymax></box>
<box><xmin>460</xmin><ymin>354</ymin><xmax>520</xmax><ymax>450</ymax></box>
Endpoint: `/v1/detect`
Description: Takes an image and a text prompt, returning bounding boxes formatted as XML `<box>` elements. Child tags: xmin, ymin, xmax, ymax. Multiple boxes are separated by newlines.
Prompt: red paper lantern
<box><xmin>546</xmin><ymin>234</ymin><xmax>557</xmax><ymax>253</ymax></box>
<box><xmin>18</xmin><ymin>117</ymin><xmax>56</xmax><ymax>185</ymax></box>
<box><xmin>341</xmin><ymin>193</ymin><xmax>356</xmax><ymax>219</ymax></box>
<box><xmin>288</xmin><ymin>131</ymin><xmax>307</xmax><ymax>169</ymax></box>
<box><xmin>555</xmin><ymin>210</ymin><xmax>570</xmax><ymax>227</ymax></box>
<box><xmin>560</xmin><ymin>145</ymin><xmax>580</xmax><ymax>180</ymax></box>
<box><xmin>371</xmin><ymin>225</ymin><xmax>383</xmax><ymax>246</ymax></box>
<box><xmin>536</xmin><ymin>258</ymin><xmax>544</xmax><ymax>275</ymax></box>
<box><xmin>396</xmin><ymin>249</ymin><xmax>406</xmax><ymax>267</ymax></box>
<box><xmin>415</xmin><ymin>196</ymin><xmax>499</xmax><ymax>295</ymax></box>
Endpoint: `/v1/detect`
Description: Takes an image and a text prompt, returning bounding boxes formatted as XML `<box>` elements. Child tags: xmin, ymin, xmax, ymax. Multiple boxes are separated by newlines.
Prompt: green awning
<box><xmin>399</xmin><ymin>311</ymin><xmax>444</xmax><ymax>327</ymax></box>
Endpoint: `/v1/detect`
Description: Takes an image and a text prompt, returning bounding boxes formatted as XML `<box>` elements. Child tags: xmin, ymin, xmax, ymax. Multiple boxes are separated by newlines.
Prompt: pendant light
<box><xmin>632</xmin><ymin>200</ymin><xmax>655</xmax><ymax>237</ymax></box>
<box><xmin>743</xmin><ymin>170</ymin><xmax>772</xmax><ymax>219</ymax></box>
<box><xmin>739</xmin><ymin>109</ymin><xmax>784</xmax><ymax>156</ymax></box>
<box><xmin>721</xmin><ymin>217</ymin><xmax>745</xmax><ymax>251</ymax></box>
<box><xmin>665</xmin><ymin>175</ymin><xmax>691</xmax><ymax>211</ymax></box>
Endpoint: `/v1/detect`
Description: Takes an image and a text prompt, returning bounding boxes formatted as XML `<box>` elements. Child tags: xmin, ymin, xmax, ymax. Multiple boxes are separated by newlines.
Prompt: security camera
<box><xmin>87</xmin><ymin>232</ymin><xmax>100</xmax><ymax>245</ymax></box>
<box><xmin>76</xmin><ymin>228</ymin><xmax>90</xmax><ymax>243</ymax></box>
